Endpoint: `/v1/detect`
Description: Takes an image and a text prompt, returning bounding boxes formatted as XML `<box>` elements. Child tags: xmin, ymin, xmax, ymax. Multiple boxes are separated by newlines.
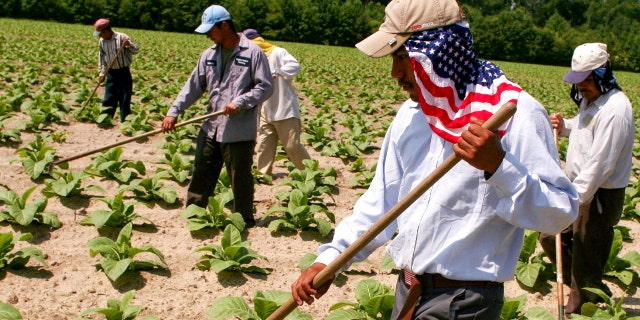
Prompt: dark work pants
<box><xmin>187</xmin><ymin>129</ymin><xmax>256</xmax><ymax>222</ymax></box>
<box><xmin>391</xmin><ymin>272</ymin><xmax>504</xmax><ymax>319</ymax></box>
<box><xmin>103</xmin><ymin>66</ymin><xmax>132</xmax><ymax>122</ymax></box>
<box><xmin>539</xmin><ymin>188</ymin><xmax>624</xmax><ymax>315</ymax></box>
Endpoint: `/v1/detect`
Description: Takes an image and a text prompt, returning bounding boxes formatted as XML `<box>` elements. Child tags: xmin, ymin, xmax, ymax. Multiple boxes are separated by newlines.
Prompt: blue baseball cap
<box><xmin>195</xmin><ymin>5</ymin><xmax>232</xmax><ymax>34</ymax></box>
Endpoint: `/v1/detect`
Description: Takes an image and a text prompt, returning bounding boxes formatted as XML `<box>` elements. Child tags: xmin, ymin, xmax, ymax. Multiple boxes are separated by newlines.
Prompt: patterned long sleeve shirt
<box><xmin>98</xmin><ymin>32</ymin><xmax>139</xmax><ymax>77</ymax></box>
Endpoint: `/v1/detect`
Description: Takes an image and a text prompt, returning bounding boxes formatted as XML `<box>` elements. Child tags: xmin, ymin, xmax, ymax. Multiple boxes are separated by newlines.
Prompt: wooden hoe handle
<box><xmin>48</xmin><ymin>111</ymin><xmax>224</xmax><ymax>174</ymax></box>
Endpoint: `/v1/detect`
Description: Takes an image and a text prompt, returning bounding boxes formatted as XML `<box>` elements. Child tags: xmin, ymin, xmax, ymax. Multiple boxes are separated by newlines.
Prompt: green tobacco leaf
<box><xmin>99</xmin><ymin>258</ymin><xmax>133</xmax><ymax>281</ymax></box>
<box><xmin>210</xmin><ymin>259</ymin><xmax>239</xmax><ymax>273</ymax></box>
<box><xmin>253</xmin><ymin>297</ymin><xmax>278</xmax><ymax>320</ymax></box>
<box><xmin>519</xmin><ymin>230</ymin><xmax>539</xmax><ymax>262</ymax></box>
<box><xmin>81</xmin><ymin>210</ymin><xmax>112</xmax><ymax>228</ymax></box>
<box><xmin>499</xmin><ymin>299</ymin><xmax>522</xmax><ymax>320</ymax></box>
<box><xmin>379</xmin><ymin>253</ymin><xmax>396</xmax><ymax>271</ymax></box>
<box><xmin>298</xmin><ymin>253</ymin><xmax>317</xmax><ymax>271</ymax></box>
<box><xmin>355</xmin><ymin>279</ymin><xmax>389</xmax><ymax>307</ymax></box>
<box><xmin>221</xmin><ymin>224</ymin><xmax>242</xmax><ymax>248</ymax></box>
<box><xmin>623</xmin><ymin>251</ymin><xmax>640</xmax><ymax>267</ymax></box>
<box><xmin>606</xmin><ymin>270</ymin><xmax>634</xmax><ymax>286</ymax></box>
<box><xmin>363</xmin><ymin>294</ymin><xmax>394</xmax><ymax>319</ymax></box>
<box><xmin>187</xmin><ymin>220</ymin><xmax>211</xmax><ymax>231</ymax></box>
<box><xmin>523</xmin><ymin>306</ymin><xmax>555</xmax><ymax>319</ymax></box>
<box><xmin>207</xmin><ymin>296</ymin><xmax>257</xmax><ymax>320</ymax></box>
<box><xmin>325</xmin><ymin>309</ymin><xmax>369</xmax><ymax>320</ymax></box>
<box><xmin>10</xmin><ymin>204</ymin><xmax>35</xmax><ymax>226</ymax></box>
<box><xmin>10</xmin><ymin>247</ymin><xmax>47</xmax><ymax>268</ymax></box>
<box><xmin>38</xmin><ymin>212</ymin><xmax>61</xmax><ymax>228</ymax></box>
<box><xmin>157</xmin><ymin>187</ymin><xmax>177</xmax><ymax>204</ymax></box>
<box><xmin>87</xmin><ymin>237</ymin><xmax>118</xmax><ymax>257</ymax></box>
<box><xmin>0</xmin><ymin>302</ymin><xmax>23</xmax><ymax>319</ymax></box>
<box><xmin>315</xmin><ymin>217</ymin><xmax>333</xmax><ymax>237</ymax></box>
<box><xmin>240</xmin><ymin>265</ymin><xmax>271</xmax><ymax>275</ymax></box>
<box><xmin>515</xmin><ymin>260</ymin><xmax>542</xmax><ymax>287</ymax></box>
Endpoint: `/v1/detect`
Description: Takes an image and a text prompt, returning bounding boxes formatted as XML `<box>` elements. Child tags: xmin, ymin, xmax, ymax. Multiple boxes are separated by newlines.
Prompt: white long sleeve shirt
<box><xmin>261</xmin><ymin>47</ymin><xmax>301</xmax><ymax>122</ymax></box>
<box><xmin>561</xmin><ymin>89</ymin><xmax>634</xmax><ymax>205</ymax></box>
<box><xmin>316</xmin><ymin>92</ymin><xmax>579</xmax><ymax>282</ymax></box>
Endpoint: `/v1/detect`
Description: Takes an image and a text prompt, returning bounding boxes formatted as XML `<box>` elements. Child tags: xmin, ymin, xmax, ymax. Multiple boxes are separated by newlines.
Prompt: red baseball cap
<box><xmin>93</xmin><ymin>18</ymin><xmax>110</xmax><ymax>36</ymax></box>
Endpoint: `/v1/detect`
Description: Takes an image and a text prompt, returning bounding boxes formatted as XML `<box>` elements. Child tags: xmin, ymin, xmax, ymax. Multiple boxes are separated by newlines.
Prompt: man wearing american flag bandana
<box><xmin>292</xmin><ymin>0</ymin><xmax>579</xmax><ymax>319</ymax></box>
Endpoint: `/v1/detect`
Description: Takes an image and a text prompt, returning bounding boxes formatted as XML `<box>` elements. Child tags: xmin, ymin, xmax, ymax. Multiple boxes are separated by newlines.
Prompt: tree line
<box><xmin>2</xmin><ymin>0</ymin><xmax>639</xmax><ymax>71</ymax></box>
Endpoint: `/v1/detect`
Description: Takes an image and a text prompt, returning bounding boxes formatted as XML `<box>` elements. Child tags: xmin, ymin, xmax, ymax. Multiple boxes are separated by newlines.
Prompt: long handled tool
<box><xmin>79</xmin><ymin>41</ymin><xmax>127</xmax><ymax>109</ymax></box>
<box><xmin>266</xmin><ymin>102</ymin><xmax>517</xmax><ymax>320</ymax></box>
<box><xmin>48</xmin><ymin>111</ymin><xmax>224</xmax><ymax>174</ymax></box>
<box><xmin>554</xmin><ymin>127</ymin><xmax>565</xmax><ymax>319</ymax></box>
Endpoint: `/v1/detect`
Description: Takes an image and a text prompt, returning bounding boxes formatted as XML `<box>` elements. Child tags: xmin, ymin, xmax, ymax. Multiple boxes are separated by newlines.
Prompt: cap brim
<box><xmin>355</xmin><ymin>30</ymin><xmax>411</xmax><ymax>58</ymax></box>
<box><xmin>195</xmin><ymin>23</ymin><xmax>214</xmax><ymax>34</ymax></box>
<box><xmin>93</xmin><ymin>30</ymin><xmax>102</xmax><ymax>36</ymax></box>
<box><xmin>563</xmin><ymin>70</ymin><xmax>591</xmax><ymax>84</ymax></box>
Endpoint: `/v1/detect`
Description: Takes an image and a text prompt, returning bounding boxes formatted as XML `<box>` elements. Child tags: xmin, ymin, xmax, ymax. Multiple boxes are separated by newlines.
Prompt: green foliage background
<box><xmin>2</xmin><ymin>0</ymin><xmax>640</xmax><ymax>71</ymax></box>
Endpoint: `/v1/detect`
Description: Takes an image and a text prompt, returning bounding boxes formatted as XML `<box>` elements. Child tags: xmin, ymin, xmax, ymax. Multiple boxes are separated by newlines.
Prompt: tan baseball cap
<box><xmin>356</xmin><ymin>0</ymin><xmax>465</xmax><ymax>58</ymax></box>
<box><xmin>563</xmin><ymin>43</ymin><xmax>609</xmax><ymax>84</ymax></box>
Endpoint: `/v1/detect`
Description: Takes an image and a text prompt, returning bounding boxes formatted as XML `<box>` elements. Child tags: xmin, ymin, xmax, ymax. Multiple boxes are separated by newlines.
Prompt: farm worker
<box><xmin>539</xmin><ymin>43</ymin><xmax>635</xmax><ymax>316</ymax></box>
<box><xmin>243</xmin><ymin>28</ymin><xmax>311</xmax><ymax>176</ymax></box>
<box><xmin>160</xmin><ymin>5</ymin><xmax>273</xmax><ymax>228</ymax></box>
<box><xmin>93</xmin><ymin>18</ymin><xmax>139</xmax><ymax>122</ymax></box>
<box><xmin>290</xmin><ymin>0</ymin><xmax>579</xmax><ymax>318</ymax></box>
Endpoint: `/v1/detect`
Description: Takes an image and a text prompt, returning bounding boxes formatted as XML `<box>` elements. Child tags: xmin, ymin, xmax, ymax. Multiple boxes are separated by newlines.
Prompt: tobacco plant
<box><xmin>276</xmin><ymin>159</ymin><xmax>336</xmax><ymax>205</ymax></box>
<box><xmin>72</xmin><ymin>102</ymin><xmax>115</xmax><ymax>126</ymax></box>
<box><xmin>155</xmin><ymin>143</ymin><xmax>193</xmax><ymax>184</ymax></box>
<box><xmin>78</xmin><ymin>289</ymin><xmax>160</xmax><ymax>320</ymax></box>
<box><xmin>263</xmin><ymin>189</ymin><xmax>335</xmax><ymax>237</ymax></box>
<box><xmin>118</xmin><ymin>171</ymin><xmax>177</xmax><ymax>204</ymax></box>
<box><xmin>87</xmin><ymin>223</ymin><xmax>167</xmax><ymax>282</ymax></box>
<box><xmin>41</xmin><ymin>170</ymin><xmax>105</xmax><ymax>198</ymax></box>
<box><xmin>84</xmin><ymin>147</ymin><xmax>146</xmax><ymax>184</ymax></box>
<box><xmin>326</xmin><ymin>279</ymin><xmax>395</xmax><ymax>320</ymax></box>
<box><xmin>120</xmin><ymin>109</ymin><xmax>154</xmax><ymax>136</ymax></box>
<box><xmin>10</xmin><ymin>134</ymin><xmax>56</xmax><ymax>180</ymax></box>
<box><xmin>193</xmin><ymin>224</ymin><xmax>270</xmax><ymax>274</ymax></box>
<box><xmin>603</xmin><ymin>229</ymin><xmax>640</xmax><ymax>288</ymax></box>
<box><xmin>207</xmin><ymin>290</ymin><xmax>312</xmax><ymax>320</ymax></box>
<box><xmin>349</xmin><ymin>158</ymin><xmax>377</xmax><ymax>189</ymax></box>
<box><xmin>180</xmin><ymin>190</ymin><xmax>245</xmax><ymax>232</ymax></box>
<box><xmin>0</xmin><ymin>232</ymin><xmax>47</xmax><ymax>271</ymax></box>
<box><xmin>79</xmin><ymin>191</ymin><xmax>152</xmax><ymax>228</ymax></box>
<box><xmin>622</xmin><ymin>173</ymin><xmax>640</xmax><ymax>221</ymax></box>
<box><xmin>0</xmin><ymin>184</ymin><xmax>61</xmax><ymax>228</ymax></box>
<box><xmin>568</xmin><ymin>288</ymin><xmax>640</xmax><ymax>320</ymax></box>
<box><xmin>515</xmin><ymin>230</ymin><xmax>553</xmax><ymax>288</ymax></box>
<box><xmin>18</xmin><ymin>92</ymin><xmax>70</xmax><ymax>130</ymax></box>
<box><xmin>0</xmin><ymin>114</ymin><xmax>21</xmax><ymax>144</ymax></box>
<box><xmin>500</xmin><ymin>295</ymin><xmax>554</xmax><ymax>320</ymax></box>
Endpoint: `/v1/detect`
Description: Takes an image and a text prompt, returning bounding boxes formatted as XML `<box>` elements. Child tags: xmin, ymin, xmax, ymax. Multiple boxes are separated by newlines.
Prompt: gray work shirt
<box><xmin>167</xmin><ymin>35</ymin><xmax>273</xmax><ymax>143</ymax></box>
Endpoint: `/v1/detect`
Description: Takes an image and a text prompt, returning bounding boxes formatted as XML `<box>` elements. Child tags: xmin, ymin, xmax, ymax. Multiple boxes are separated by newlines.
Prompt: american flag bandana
<box><xmin>404</xmin><ymin>23</ymin><xmax>522</xmax><ymax>143</ymax></box>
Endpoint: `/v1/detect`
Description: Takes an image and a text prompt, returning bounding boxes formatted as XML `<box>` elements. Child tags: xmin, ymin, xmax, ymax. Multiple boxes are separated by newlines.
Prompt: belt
<box><xmin>398</xmin><ymin>270</ymin><xmax>499</xmax><ymax>320</ymax></box>
<box><xmin>403</xmin><ymin>270</ymin><xmax>495</xmax><ymax>288</ymax></box>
